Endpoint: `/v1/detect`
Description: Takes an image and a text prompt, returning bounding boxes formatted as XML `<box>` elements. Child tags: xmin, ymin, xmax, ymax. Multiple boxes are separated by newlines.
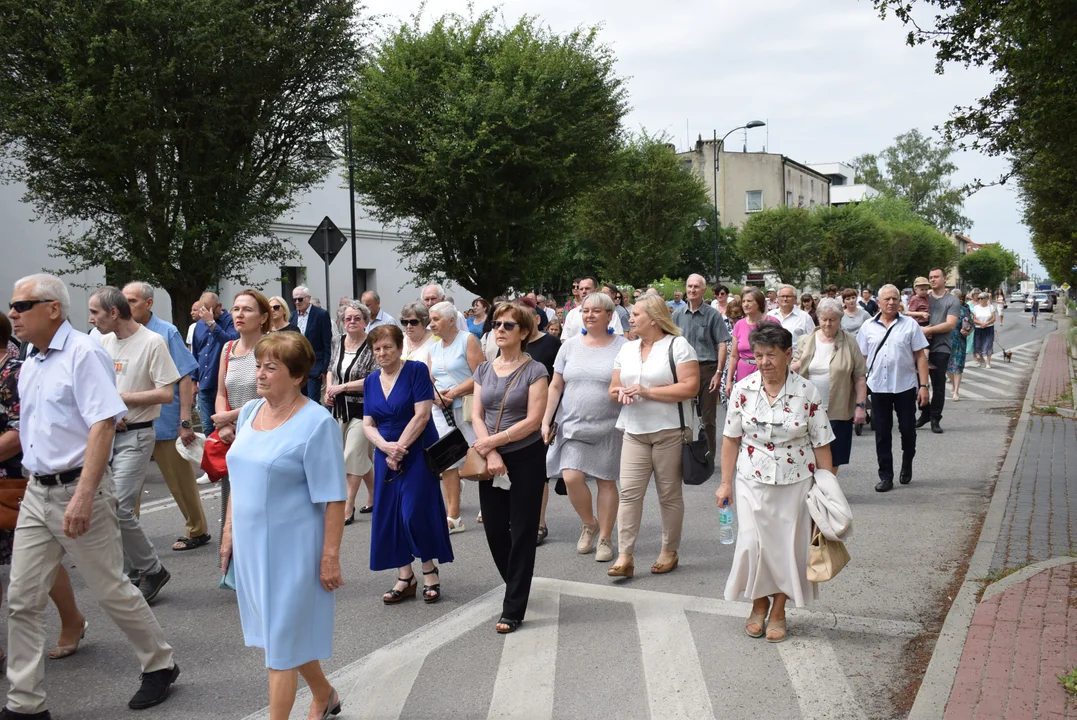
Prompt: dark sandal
<box><xmin>422</xmin><ymin>567</ymin><xmax>441</xmax><ymax>603</ymax></box>
<box><xmin>382</xmin><ymin>575</ymin><xmax>417</xmax><ymax>604</ymax></box>
<box><xmin>496</xmin><ymin>617</ymin><xmax>521</xmax><ymax>634</ymax></box>
<box><xmin>536</xmin><ymin>526</ymin><xmax>548</xmax><ymax>546</ymax></box>
<box><xmin>172</xmin><ymin>533</ymin><xmax>211</xmax><ymax>551</ymax></box>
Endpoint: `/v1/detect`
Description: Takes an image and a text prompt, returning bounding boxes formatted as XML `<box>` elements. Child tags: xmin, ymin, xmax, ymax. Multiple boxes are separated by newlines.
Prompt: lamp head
<box><xmin>746</xmin><ymin>120</ymin><xmax>766</xmax><ymax>129</ymax></box>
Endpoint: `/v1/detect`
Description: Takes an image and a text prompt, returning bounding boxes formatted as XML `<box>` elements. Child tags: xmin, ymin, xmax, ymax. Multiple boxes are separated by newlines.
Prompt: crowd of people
<box><xmin>0</xmin><ymin>268</ymin><xmax>1016</xmax><ymax>718</ymax></box>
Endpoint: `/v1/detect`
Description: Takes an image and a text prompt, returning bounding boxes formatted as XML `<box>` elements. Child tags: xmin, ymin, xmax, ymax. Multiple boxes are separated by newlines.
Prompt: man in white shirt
<box><xmin>362</xmin><ymin>290</ymin><xmax>401</xmax><ymax>331</ymax></box>
<box><xmin>7</xmin><ymin>274</ymin><xmax>179</xmax><ymax>716</ymax></box>
<box><xmin>857</xmin><ymin>284</ymin><xmax>930</xmax><ymax>493</ymax></box>
<box><xmin>421</xmin><ymin>283</ymin><xmax>468</xmax><ymax>333</ymax></box>
<box><xmin>89</xmin><ymin>286</ymin><xmax>180</xmax><ymax>604</ymax></box>
<box><xmin>536</xmin><ymin>294</ymin><xmax>556</xmax><ymax>323</ymax></box>
<box><xmin>768</xmin><ymin>284</ymin><xmax>816</xmax><ymax>344</ymax></box>
<box><xmin>184</xmin><ymin>301</ymin><xmax>200</xmax><ymax>349</ymax></box>
<box><xmin>561</xmin><ymin>276</ymin><xmax>624</xmax><ymax>341</ymax></box>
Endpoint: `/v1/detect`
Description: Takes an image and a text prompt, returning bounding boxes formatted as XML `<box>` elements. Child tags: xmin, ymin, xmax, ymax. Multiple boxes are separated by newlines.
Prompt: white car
<box><xmin>1009</xmin><ymin>292</ymin><xmax>1025</xmax><ymax>304</ymax></box>
<box><xmin>1025</xmin><ymin>293</ymin><xmax>1053</xmax><ymax>313</ymax></box>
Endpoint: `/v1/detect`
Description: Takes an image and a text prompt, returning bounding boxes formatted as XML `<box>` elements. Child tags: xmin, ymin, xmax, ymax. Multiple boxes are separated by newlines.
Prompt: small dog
<box><xmin>1002</xmin><ymin>350</ymin><xmax>1013</xmax><ymax>363</ymax></box>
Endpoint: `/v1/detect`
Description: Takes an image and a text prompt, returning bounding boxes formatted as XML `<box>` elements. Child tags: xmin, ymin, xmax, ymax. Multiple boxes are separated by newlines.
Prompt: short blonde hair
<box><xmin>632</xmin><ymin>295</ymin><xmax>681</xmax><ymax>337</ymax></box>
<box><xmin>268</xmin><ymin>295</ymin><xmax>289</xmax><ymax>315</ymax></box>
<box><xmin>255</xmin><ymin>332</ymin><xmax>315</xmax><ymax>380</ymax></box>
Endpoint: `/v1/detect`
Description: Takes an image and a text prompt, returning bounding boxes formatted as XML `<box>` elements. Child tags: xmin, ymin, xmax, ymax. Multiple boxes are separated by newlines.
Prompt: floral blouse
<box><xmin>723</xmin><ymin>370</ymin><xmax>835</xmax><ymax>485</ymax></box>
<box><xmin>0</xmin><ymin>355</ymin><xmax>22</xmax><ymax>478</ymax></box>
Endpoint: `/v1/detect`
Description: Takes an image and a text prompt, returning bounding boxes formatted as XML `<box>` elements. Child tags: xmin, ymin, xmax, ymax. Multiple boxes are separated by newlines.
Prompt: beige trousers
<box><xmin>154</xmin><ymin>439</ymin><xmax>208</xmax><ymax>537</ymax></box>
<box><xmin>6</xmin><ymin>471</ymin><xmax>173</xmax><ymax>714</ymax></box>
<box><xmin>616</xmin><ymin>428</ymin><xmax>684</xmax><ymax>556</ymax></box>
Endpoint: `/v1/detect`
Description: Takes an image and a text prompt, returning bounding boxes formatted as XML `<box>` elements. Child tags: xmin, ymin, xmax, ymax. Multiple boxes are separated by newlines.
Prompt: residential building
<box><xmin>807</xmin><ymin>162</ymin><xmax>880</xmax><ymax>206</ymax></box>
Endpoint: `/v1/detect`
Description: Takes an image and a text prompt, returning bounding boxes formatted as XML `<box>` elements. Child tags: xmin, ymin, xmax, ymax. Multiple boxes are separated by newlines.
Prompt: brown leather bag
<box><xmin>0</xmin><ymin>478</ymin><xmax>28</xmax><ymax>530</ymax></box>
<box><xmin>461</xmin><ymin>367</ymin><xmax>525</xmax><ymax>481</ymax></box>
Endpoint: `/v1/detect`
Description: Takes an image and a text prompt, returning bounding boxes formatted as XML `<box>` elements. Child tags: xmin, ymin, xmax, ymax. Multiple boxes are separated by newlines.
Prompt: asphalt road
<box><xmin>0</xmin><ymin>315</ymin><xmax>1056</xmax><ymax>720</ymax></box>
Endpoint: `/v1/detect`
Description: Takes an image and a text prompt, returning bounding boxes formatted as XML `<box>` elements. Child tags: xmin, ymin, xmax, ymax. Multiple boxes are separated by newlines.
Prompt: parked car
<box><xmin>1009</xmin><ymin>292</ymin><xmax>1026</xmax><ymax>304</ymax></box>
<box><xmin>1025</xmin><ymin>293</ymin><xmax>1054</xmax><ymax>313</ymax></box>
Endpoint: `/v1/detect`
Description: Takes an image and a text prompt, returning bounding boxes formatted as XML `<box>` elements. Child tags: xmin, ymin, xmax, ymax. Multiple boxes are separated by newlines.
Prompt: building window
<box><xmin>798</xmin><ymin>195</ymin><xmax>804</xmax><ymax>207</ymax></box>
<box><xmin>810</xmin><ymin>199</ymin><xmax>815</xmax><ymax>209</ymax></box>
<box><xmin>786</xmin><ymin>191</ymin><xmax>793</xmax><ymax>207</ymax></box>
<box><xmin>745</xmin><ymin>190</ymin><xmax>763</xmax><ymax>213</ymax></box>
<box><xmin>811</xmin><ymin>179</ymin><xmax>815</xmax><ymax>192</ymax></box>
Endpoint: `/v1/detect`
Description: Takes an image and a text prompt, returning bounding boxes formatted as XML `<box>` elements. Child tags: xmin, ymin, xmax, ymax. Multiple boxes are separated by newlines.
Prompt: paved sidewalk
<box><xmin>1033</xmin><ymin>332</ymin><xmax>1073</xmax><ymax>407</ymax></box>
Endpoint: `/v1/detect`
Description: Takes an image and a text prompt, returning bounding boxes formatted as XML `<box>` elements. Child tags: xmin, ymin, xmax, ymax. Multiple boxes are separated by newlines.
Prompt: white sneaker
<box><xmin>577</xmin><ymin>521</ymin><xmax>598</xmax><ymax>554</ymax></box>
<box><xmin>196</xmin><ymin>473</ymin><xmax>211</xmax><ymax>485</ymax></box>
<box><xmin>595</xmin><ymin>538</ymin><xmax>614</xmax><ymax>562</ymax></box>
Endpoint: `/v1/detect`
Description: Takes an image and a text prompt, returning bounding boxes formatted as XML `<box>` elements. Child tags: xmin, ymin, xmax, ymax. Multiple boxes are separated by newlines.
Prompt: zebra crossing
<box><xmin>952</xmin><ymin>339</ymin><xmax>1041</xmax><ymax>402</ymax></box>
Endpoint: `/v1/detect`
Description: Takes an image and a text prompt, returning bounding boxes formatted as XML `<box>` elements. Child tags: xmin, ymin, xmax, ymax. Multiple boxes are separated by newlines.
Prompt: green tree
<box><xmin>0</xmin><ymin>0</ymin><xmax>365</xmax><ymax>328</ymax></box>
<box><xmin>856</xmin><ymin>196</ymin><xmax>960</xmax><ymax>288</ymax></box>
<box><xmin>852</xmin><ymin>129</ymin><xmax>971</xmax><ymax>233</ymax></box>
<box><xmin>737</xmin><ymin>207</ymin><xmax>820</xmax><ymax>287</ymax></box>
<box><xmin>959</xmin><ymin>245</ymin><xmax>1018</xmax><ymax>291</ymax></box>
<box><xmin>675</xmin><ymin>216</ymin><xmax>747</xmax><ymax>285</ymax></box>
<box><xmin>347</xmin><ymin>10</ymin><xmax>628</xmax><ymax>300</ymax></box>
<box><xmin>814</xmin><ymin>203</ymin><xmax>887</xmax><ymax>289</ymax></box>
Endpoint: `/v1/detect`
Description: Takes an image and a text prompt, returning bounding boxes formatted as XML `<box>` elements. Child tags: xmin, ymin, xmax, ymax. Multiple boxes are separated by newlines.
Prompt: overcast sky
<box><xmin>363</xmin><ymin>0</ymin><xmax>1042</xmax><ymax>276</ymax></box>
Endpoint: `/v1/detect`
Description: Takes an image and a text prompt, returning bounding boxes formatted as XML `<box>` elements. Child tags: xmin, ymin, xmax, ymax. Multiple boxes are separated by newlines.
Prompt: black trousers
<box><xmin>920</xmin><ymin>351</ymin><xmax>949</xmax><ymax>422</ymax></box>
<box><xmin>478</xmin><ymin>440</ymin><xmax>546</xmax><ymax>622</ymax></box>
<box><xmin>872</xmin><ymin>388</ymin><xmax>918</xmax><ymax>481</ymax></box>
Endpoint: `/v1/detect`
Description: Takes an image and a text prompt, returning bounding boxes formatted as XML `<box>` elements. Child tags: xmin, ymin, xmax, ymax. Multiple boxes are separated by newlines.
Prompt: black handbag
<box><xmin>422</xmin><ymin>387</ymin><xmax>470</xmax><ymax>477</ymax></box>
<box><xmin>669</xmin><ymin>340</ymin><xmax>714</xmax><ymax>485</ymax></box>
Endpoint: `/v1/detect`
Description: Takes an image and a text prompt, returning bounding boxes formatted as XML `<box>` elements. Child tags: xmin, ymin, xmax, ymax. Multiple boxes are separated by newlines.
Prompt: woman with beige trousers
<box><xmin>607</xmin><ymin>295</ymin><xmax>700</xmax><ymax>578</ymax></box>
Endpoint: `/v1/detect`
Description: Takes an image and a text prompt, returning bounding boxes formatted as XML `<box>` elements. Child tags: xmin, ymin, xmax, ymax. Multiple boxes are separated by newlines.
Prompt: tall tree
<box><xmin>347</xmin><ymin>10</ymin><xmax>628</xmax><ymax>300</ymax></box>
<box><xmin>0</xmin><ymin>0</ymin><xmax>366</xmax><ymax>328</ymax></box>
<box><xmin>852</xmin><ymin>129</ymin><xmax>971</xmax><ymax>233</ymax></box>
<box><xmin>814</xmin><ymin>202</ymin><xmax>887</xmax><ymax>289</ymax></box>
<box><xmin>737</xmin><ymin>207</ymin><xmax>820</xmax><ymax>287</ymax></box>
<box><xmin>675</xmin><ymin>215</ymin><xmax>747</xmax><ymax>285</ymax></box>
<box><xmin>856</xmin><ymin>196</ymin><xmax>960</xmax><ymax>289</ymax></box>
<box><xmin>573</xmin><ymin>134</ymin><xmax>708</xmax><ymax>288</ymax></box>
<box><xmin>959</xmin><ymin>245</ymin><xmax>1018</xmax><ymax>291</ymax></box>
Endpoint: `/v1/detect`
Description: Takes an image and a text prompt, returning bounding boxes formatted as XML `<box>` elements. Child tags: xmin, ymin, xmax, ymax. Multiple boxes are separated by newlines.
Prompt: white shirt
<box><xmin>367</xmin><ymin>308</ymin><xmax>401</xmax><ymax>331</ymax></box>
<box><xmin>18</xmin><ymin>321</ymin><xmax>128</xmax><ymax>475</ymax></box>
<box><xmin>857</xmin><ymin>314</ymin><xmax>928</xmax><ymax>394</ymax></box>
<box><xmin>768</xmin><ymin>306</ymin><xmax>816</xmax><ymax>345</ymax></box>
<box><xmin>806</xmin><ymin>340</ymin><xmax>834</xmax><ymax>411</ymax></box>
<box><xmin>296</xmin><ymin>310</ymin><xmax>309</xmax><ymax>334</ymax></box>
<box><xmin>973</xmin><ymin>305</ymin><xmax>996</xmax><ymax>326</ymax></box>
<box><xmin>613</xmin><ymin>335</ymin><xmax>699</xmax><ymax>435</ymax></box>
<box><xmin>185</xmin><ymin>322</ymin><xmax>196</xmax><ymax>347</ymax></box>
<box><xmin>561</xmin><ymin>304</ymin><xmax>624</xmax><ymax>341</ymax></box>
<box><xmin>544</xmin><ymin>307</ymin><xmax>556</xmax><ymax>322</ymax></box>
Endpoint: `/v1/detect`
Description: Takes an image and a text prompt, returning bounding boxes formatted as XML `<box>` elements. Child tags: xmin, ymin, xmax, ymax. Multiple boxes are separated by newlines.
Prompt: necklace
<box><xmin>495</xmin><ymin>354</ymin><xmax>523</xmax><ymax>367</ymax></box>
<box><xmin>255</xmin><ymin>395</ymin><xmax>301</xmax><ymax>431</ymax></box>
<box><xmin>380</xmin><ymin>364</ymin><xmax>402</xmax><ymax>393</ymax></box>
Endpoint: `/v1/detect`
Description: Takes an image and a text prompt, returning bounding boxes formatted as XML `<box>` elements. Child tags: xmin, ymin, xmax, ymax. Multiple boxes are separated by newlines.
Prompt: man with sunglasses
<box><xmin>190</xmin><ymin>291</ymin><xmax>238</xmax><ymax>434</ymax></box>
<box><xmin>6</xmin><ymin>274</ymin><xmax>180</xmax><ymax>717</ymax></box>
<box><xmin>560</xmin><ymin>277</ymin><xmax>624</xmax><ymax>342</ymax></box>
<box><xmin>291</xmin><ymin>285</ymin><xmax>333</xmax><ymax>400</ymax></box>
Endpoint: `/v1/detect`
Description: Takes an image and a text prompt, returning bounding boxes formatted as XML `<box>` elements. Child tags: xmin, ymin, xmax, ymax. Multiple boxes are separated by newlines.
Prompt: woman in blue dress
<box><xmin>222</xmin><ymin>332</ymin><xmax>347</xmax><ymax>720</ymax></box>
<box><xmin>364</xmin><ymin>324</ymin><xmax>455</xmax><ymax>604</ymax></box>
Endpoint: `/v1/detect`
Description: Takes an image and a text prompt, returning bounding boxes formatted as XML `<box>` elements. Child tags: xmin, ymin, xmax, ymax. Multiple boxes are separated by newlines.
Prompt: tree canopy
<box><xmin>958</xmin><ymin>244</ymin><xmax>1018</xmax><ymax>292</ymax></box>
<box><xmin>737</xmin><ymin>207</ymin><xmax>820</xmax><ymax>288</ymax></box>
<box><xmin>347</xmin><ymin>10</ymin><xmax>628</xmax><ymax>300</ymax></box>
<box><xmin>0</xmin><ymin>0</ymin><xmax>366</xmax><ymax>327</ymax></box>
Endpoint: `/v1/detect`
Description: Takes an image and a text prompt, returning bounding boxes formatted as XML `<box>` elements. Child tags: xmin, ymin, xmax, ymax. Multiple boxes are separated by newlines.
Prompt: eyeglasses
<box><xmin>400</xmin><ymin>318</ymin><xmax>423</xmax><ymax>327</ymax></box>
<box><xmin>292</xmin><ymin>296</ymin><xmax>308</xmax><ymax>303</ymax></box>
<box><xmin>9</xmin><ymin>299</ymin><xmax>54</xmax><ymax>313</ymax></box>
<box><xmin>270</xmin><ymin>304</ymin><xmax>282</xmax><ymax>311</ymax></box>
<box><xmin>343</xmin><ymin>316</ymin><xmax>364</xmax><ymax>323</ymax></box>
<box><xmin>492</xmin><ymin>320</ymin><xmax>518</xmax><ymax>331</ymax></box>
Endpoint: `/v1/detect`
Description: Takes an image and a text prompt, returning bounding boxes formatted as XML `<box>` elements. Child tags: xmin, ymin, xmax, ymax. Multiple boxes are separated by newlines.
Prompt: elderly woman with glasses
<box><xmin>791</xmin><ymin>298</ymin><xmax>867</xmax><ymax>472</ymax></box>
<box><xmin>267</xmin><ymin>296</ymin><xmax>300</xmax><ymax>334</ymax></box>
<box><xmin>399</xmin><ymin>302</ymin><xmax>438</xmax><ymax>365</ymax></box>
<box><xmin>718</xmin><ymin>323</ymin><xmax>835</xmax><ymax>644</ymax></box>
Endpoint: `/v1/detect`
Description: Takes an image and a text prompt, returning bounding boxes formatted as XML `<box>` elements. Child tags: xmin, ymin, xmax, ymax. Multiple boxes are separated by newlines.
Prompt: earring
<box><xmin>606</xmin><ymin>326</ymin><xmax>615</xmax><ymax>335</ymax></box>
<box><xmin>580</xmin><ymin>328</ymin><xmax>588</xmax><ymax>335</ymax></box>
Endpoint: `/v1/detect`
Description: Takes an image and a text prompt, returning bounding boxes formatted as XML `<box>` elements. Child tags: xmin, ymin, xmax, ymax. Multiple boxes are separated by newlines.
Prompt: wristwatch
<box><xmin>918</xmin><ymin>384</ymin><xmax>928</xmax><ymax>389</ymax></box>
<box><xmin>855</xmin><ymin>402</ymin><xmax>866</xmax><ymax>409</ymax></box>
<box><xmin>180</xmin><ymin>420</ymin><xmax>192</xmax><ymax>429</ymax></box>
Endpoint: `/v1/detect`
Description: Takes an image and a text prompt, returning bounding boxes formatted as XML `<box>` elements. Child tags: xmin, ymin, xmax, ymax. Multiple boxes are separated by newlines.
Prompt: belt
<box><xmin>116</xmin><ymin>421</ymin><xmax>154</xmax><ymax>433</ymax></box>
<box><xmin>31</xmin><ymin>468</ymin><xmax>83</xmax><ymax>486</ymax></box>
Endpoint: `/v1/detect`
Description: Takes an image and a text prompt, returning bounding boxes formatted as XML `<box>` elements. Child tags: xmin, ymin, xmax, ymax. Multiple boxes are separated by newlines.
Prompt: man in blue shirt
<box><xmin>190</xmin><ymin>291</ymin><xmax>238</xmax><ymax>433</ymax></box>
<box><xmin>666</xmin><ymin>290</ymin><xmax>687</xmax><ymax>312</ymax></box>
<box><xmin>124</xmin><ymin>283</ymin><xmax>211</xmax><ymax>551</ymax></box>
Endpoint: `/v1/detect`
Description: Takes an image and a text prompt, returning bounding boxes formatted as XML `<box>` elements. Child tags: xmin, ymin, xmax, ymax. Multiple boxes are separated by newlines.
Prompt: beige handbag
<box><xmin>461</xmin><ymin>367</ymin><xmax>524</xmax><ymax>481</ymax></box>
<box><xmin>806</xmin><ymin>522</ymin><xmax>850</xmax><ymax>582</ymax></box>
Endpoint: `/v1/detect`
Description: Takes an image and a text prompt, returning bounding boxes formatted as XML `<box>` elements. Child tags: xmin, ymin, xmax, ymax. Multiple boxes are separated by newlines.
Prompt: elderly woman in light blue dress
<box><xmin>222</xmin><ymin>332</ymin><xmax>347</xmax><ymax>720</ymax></box>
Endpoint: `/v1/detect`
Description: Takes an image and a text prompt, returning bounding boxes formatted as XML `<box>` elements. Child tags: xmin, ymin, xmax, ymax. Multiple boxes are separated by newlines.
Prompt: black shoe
<box><xmin>899</xmin><ymin>469</ymin><xmax>913</xmax><ymax>485</ymax></box>
<box><xmin>875</xmin><ymin>478</ymin><xmax>894</xmax><ymax>492</ymax></box>
<box><xmin>915</xmin><ymin>414</ymin><xmax>930</xmax><ymax>428</ymax></box>
<box><xmin>139</xmin><ymin>566</ymin><xmax>170</xmax><ymax>604</ymax></box>
<box><xmin>128</xmin><ymin>664</ymin><xmax>180</xmax><ymax>710</ymax></box>
<box><xmin>343</xmin><ymin>509</ymin><xmax>356</xmax><ymax>526</ymax></box>
<box><xmin>931</xmin><ymin>421</ymin><xmax>944</xmax><ymax>434</ymax></box>
<box><xmin>0</xmin><ymin>708</ymin><xmax>53</xmax><ymax>719</ymax></box>
<box><xmin>536</xmin><ymin>525</ymin><xmax>548</xmax><ymax>546</ymax></box>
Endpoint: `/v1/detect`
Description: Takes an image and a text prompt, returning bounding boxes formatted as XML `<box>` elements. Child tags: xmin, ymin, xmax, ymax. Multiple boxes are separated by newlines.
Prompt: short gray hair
<box><xmin>878</xmin><ymin>284</ymin><xmax>900</xmax><ymax>300</ymax></box>
<box><xmin>429</xmin><ymin>300</ymin><xmax>457</xmax><ymax>322</ymax></box>
<box><xmin>583</xmin><ymin>291</ymin><xmax>615</xmax><ymax>313</ymax></box>
<box><xmin>293</xmin><ymin>285</ymin><xmax>311</xmax><ymax>298</ymax></box>
<box><xmin>817</xmin><ymin>297</ymin><xmax>843</xmax><ymax>318</ymax></box>
<box><xmin>91</xmin><ymin>285</ymin><xmax>132</xmax><ymax>320</ymax></box>
<box><xmin>341</xmin><ymin>300</ymin><xmax>371</xmax><ymax>324</ymax></box>
<box><xmin>423</xmin><ymin>284</ymin><xmax>446</xmax><ymax>301</ymax></box>
<box><xmin>123</xmin><ymin>281</ymin><xmax>155</xmax><ymax>301</ymax></box>
<box><xmin>400</xmin><ymin>301</ymin><xmax>429</xmax><ymax>325</ymax></box>
<box><xmin>15</xmin><ymin>273</ymin><xmax>71</xmax><ymax>320</ymax></box>
<box><xmin>776</xmin><ymin>284</ymin><xmax>797</xmax><ymax>296</ymax></box>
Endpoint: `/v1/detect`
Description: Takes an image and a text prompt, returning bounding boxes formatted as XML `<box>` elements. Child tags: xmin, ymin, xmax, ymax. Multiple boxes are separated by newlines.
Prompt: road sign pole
<box><xmin>323</xmin><ymin>224</ymin><xmax>331</xmax><ymax>305</ymax></box>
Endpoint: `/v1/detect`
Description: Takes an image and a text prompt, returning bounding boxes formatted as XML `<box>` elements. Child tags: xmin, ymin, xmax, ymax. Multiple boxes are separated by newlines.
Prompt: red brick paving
<box><xmin>1033</xmin><ymin>333</ymin><xmax>1072</xmax><ymax>407</ymax></box>
<box><xmin>944</xmin><ymin>563</ymin><xmax>1077</xmax><ymax>719</ymax></box>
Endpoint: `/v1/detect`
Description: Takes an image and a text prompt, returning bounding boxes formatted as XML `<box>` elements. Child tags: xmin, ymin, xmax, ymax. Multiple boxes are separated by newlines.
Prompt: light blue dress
<box><xmin>226</xmin><ymin>398</ymin><xmax>347</xmax><ymax>670</ymax></box>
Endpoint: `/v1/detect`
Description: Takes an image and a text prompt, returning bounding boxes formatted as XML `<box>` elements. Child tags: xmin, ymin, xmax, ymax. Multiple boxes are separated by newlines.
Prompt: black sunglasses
<box><xmin>270</xmin><ymin>304</ymin><xmax>282</xmax><ymax>311</ymax></box>
<box><xmin>10</xmin><ymin>299</ymin><xmax>54</xmax><ymax>313</ymax></box>
<box><xmin>492</xmin><ymin>320</ymin><xmax>518</xmax><ymax>331</ymax></box>
<box><xmin>400</xmin><ymin>318</ymin><xmax>423</xmax><ymax>327</ymax></box>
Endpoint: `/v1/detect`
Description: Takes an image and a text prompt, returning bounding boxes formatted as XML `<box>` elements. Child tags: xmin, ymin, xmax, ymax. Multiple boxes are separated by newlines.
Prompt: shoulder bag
<box><xmin>460</xmin><ymin>366</ymin><xmax>524</xmax><ymax>481</ymax></box>
<box><xmin>200</xmin><ymin>340</ymin><xmax>234</xmax><ymax>482</ymax></box>
<box><xmin>423</xmin><ymin>385</ymin><xmax>471</xmax><ymax>477</ymax></box>
<box><xmin>668</xmin><ymin>340</ymin><xmax>714</xmax><ymax>485</ymax></box>
<box><xmin>806</xmin><ymin>520</ymin><xmax>850</xmax><ymax>582</ymax></box>
<box><xmin>866</xmin><ymin>317</ymin><xmax>898</xmax><ymax>378</ymax></box>
<box><xmin>0</xmin><ymin>476</ymin><xmax>27</xmax><ymax>531</ymax></box>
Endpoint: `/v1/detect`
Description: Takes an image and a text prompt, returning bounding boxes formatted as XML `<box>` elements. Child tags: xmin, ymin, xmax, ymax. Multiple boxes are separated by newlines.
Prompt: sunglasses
<box><xmin>292</xmin><ymin>296</ymin><xmax>308</xmax><ymax>302</ymax></box>
<box><xmin>400</xmin><ymin>318</ymin><xmax>423</xmax><ymax>327</ymax></box>
<box><xmin>271</xmin><ymin>304</ymin><xmax>282</xmax><ymax>311</ymax></box>
<box><xmin>492</xmin><ymin>320</ymin><xmax>518</xmax><ymax>331</ymax></box>
<box><xmin>9</xmin><ymin>299</ymin><xmax>53</xmax><ymax>313</ymax></box>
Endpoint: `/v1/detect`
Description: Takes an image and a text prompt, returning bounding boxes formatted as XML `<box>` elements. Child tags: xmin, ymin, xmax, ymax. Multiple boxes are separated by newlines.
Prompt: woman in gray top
<box><xmin>470</xmin><ymin>301</ymin><xmax>549</xmax><ymax>634</ymax></box>
<box><xmin>542</xmin><ymin>292</ymin><xmax>625</xmax><ymax>563</ymax></box>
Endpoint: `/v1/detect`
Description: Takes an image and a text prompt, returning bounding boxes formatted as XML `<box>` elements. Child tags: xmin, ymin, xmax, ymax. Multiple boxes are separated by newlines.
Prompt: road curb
<box><xmin>981</xmin><ymin>556</ymin><xmax>1077</xmax><ymax>601</ymax></box>
<box><xmin>908</xmin><ymin>329</ymin><xmax>1051</xmax><ymax>720</ymax></box>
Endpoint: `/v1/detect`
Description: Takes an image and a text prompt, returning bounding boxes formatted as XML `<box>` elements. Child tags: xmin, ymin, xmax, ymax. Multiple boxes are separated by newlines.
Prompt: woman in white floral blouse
<box><xmin>716</xmin><ymin>323</ymin><xmax>835</xmax><ymax>643</ymax></box>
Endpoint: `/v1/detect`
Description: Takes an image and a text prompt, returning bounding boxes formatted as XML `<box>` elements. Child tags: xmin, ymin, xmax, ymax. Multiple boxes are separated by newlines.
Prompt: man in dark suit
<box><xmin>291</xmin><ymin>285</ymin><xmax>332</xmax><ymax>400</ymax></box>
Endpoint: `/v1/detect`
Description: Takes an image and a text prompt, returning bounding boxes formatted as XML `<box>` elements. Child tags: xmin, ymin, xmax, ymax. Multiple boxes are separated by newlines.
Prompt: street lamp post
<box><xmin>709</xmin><ymin>121</ymin><xmax>765</xmax><ymax>283</ymax></box>
<box><xmin>346</xmin><ymin>115</ymin><xmax>358</xmax><ymax>299</ymax></box>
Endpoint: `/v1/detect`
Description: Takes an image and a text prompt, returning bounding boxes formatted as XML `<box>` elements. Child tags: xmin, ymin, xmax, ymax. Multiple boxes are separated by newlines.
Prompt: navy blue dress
<box><xmin>366</xmin><ymin>360</ymin><xmax>454</xmax><ymax>570</ymax></box>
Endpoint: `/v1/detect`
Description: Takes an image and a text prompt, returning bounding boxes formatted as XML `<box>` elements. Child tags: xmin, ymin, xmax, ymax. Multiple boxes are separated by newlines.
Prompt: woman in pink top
<box><xmin>725</xmin><ymin>288</ymin><xmax>775</xmax><ymax>398</ymax></box>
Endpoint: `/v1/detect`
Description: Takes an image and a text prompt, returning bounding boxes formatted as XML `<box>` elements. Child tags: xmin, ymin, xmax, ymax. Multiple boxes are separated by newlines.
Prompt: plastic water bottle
<box><xmin>718</xmin><ymin>504</ymin><xmax>735</xmax><ymax>545</ymax></box>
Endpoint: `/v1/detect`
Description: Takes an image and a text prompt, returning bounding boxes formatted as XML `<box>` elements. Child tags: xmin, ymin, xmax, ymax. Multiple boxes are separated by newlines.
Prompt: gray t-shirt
<box><xmin>928</xmin><ymin>292</ymin><xmax>961</xmax><ymax>355</ymax></box>
<box><xmin>473</xmin><ymin>359</ymin><xmax>548</xmax><ymax>453</ymax></box>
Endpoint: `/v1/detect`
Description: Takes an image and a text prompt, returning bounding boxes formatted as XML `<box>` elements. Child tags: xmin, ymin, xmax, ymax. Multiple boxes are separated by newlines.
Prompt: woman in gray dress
<box><xmin>542</xmin><ymin>292</ymin><xmax>625</xmax><ymax>563</ymax></box>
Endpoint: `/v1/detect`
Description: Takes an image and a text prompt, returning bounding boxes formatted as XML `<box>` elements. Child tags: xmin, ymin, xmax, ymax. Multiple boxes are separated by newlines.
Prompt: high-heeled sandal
<box><xmin>48</xmin><ymin>619</ymin><xmax>88</xmax><ymax>659</ymax></box>
<box><xmin>650</xmin><ymin>551</ymin><xmax>679</xmax><ymax>574</ymax></box>
<box><xmin>607</xmin><ymin>560</ymin><xmax>634</xmax><ymax>578</ymax></box>
<box><xmin>316</xmin><ymin>687</ymin><xmax>342</xmax><ymax>718</ymax></box>
<box><xmin>422</xmin><ymin>567</ymin><xmax>441</xmax><ymax>603</ymax></box>
<box><xmin>382</xmin><ymin>575</ymin><xmax>417</xmax><ymax>604</ymax></box>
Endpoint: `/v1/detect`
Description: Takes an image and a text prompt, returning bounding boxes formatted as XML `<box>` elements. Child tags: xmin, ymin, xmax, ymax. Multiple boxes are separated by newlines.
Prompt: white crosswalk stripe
<box><xmin>952</xmin><ymin>339</ymin><xmax>1040</xmax><ymax>402</ymax></box>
